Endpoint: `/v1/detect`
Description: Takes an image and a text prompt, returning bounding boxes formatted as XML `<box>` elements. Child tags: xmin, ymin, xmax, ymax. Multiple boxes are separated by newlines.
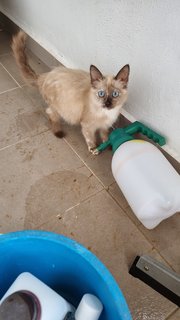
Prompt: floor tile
<box><xmin>27</xmin><ymin>36</ymin><xmax>61</xmax><ymax>69</ymax></box>
<box><xmin>0</xmin><ymin>130</ymin><xmax>88</xmax><ymax>233</ymax></box>
<box><xmin>64</xmin><ymin>125</ymin><xmax>114</xmax><ymax>187</ymax></box>
<box><xmin>38</xmin><ymin>190</ymin><xmax>176</xmax><ymax>320</ymax></box>
<box><xmin>168</xmin><ymin>309</ymin><xmax>180</xmax><ymax>320</ymax></box>
<box><xmin>139</xmin><ymin>212</ymin><xmax>180</xmax><ymax>273</ymax></box>
<box><xmin>0</xmin><ymin>87</ymin><xmax>49</xmax><ymax>149</ymax></box>
<box><xmin>108</xmin><ymin>183</ymin><xmax>142</xmax><ymax>226</ymax></box>
<box><xmin>0</xmin><ymin>63</ymin><xmax>18</xmax><ymax>93</ymax></box>
<box><xmin>124</xmin><ymin>206</ymin><xmax>142</xmax><ymax>226</ymax></box>
<box><xmin>0</xmin><ymin>53</ymin><xmax>23</xmax><ymax>85</ymax></box>
<box><xmin>24</xmin><ymin>165</ymin><xmax>103</xmax><ymax>229</ymax></box>
<box><xmin>22</xmin><ymin>85</ymin><xmax>48</xmax><ymax>111</ymax></box>
<box><xmin>0</xmin><ymin>51</ymin><xmax>49</xmax><ymax>86</ymax></box>
<box><xmin>0</xmin><ymin>31</ymin><xmax>11</xmax><ymax>55</ymax></box>
<box><xmin>27</xmin><ymin>50</ymin><xmax>50</xmax><ymax>74</ymax></box>
<box><xmin>108</xmin><ymin>181</ymin><xmax>129</xmax><ymax>210</ymax></box>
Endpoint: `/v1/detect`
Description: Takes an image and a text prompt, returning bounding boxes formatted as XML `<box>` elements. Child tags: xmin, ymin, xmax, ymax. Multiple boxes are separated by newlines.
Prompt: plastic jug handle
<box><xmin>125</xmin><ymin>121</ymin><xmax>166</xmax><ymax>146</ymax></box>
<box><xmin>96</xmin><ymin>121</ymin><xmax>166</xmax><ymax>153</ymax></box>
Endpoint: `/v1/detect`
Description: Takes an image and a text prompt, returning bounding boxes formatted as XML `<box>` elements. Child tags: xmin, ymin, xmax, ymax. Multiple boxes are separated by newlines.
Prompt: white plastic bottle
<box><xmin>97</xmin><ymin>121</ymin><xmax>180</xmax><ymax>229</ymax></box>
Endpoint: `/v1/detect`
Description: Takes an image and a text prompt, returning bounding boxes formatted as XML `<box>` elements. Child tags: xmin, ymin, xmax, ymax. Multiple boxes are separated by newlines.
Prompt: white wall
<box><xmin>0</xmin><ymin>0</ymin><xmax>180</xmax><ymax>160</ymax></box>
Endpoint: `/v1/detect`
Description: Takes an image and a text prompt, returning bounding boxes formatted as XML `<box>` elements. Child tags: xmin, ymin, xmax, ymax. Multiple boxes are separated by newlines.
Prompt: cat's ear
<box><xmin>90</xmin><ymin>65</ymin><xmax>104</xmax><ymax>85</ymax></box>
<box><xmin>115</xmin><ymin>64</ymin><xmax>130</xmax><ymax>85</ymax></box>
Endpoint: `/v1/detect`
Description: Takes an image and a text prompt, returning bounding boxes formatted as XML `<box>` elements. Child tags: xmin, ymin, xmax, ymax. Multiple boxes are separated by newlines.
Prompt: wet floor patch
<box><xmin>24</xmin><ymin>170</ymin><xmax>102</xmax><ymax>228</ymax></box>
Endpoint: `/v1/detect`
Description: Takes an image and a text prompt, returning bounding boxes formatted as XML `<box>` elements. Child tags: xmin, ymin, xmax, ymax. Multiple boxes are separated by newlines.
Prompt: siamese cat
<box><xmin>12</xmin><ymin>30</ymin><xmax>130</xmax><ymax>154</ymax></box>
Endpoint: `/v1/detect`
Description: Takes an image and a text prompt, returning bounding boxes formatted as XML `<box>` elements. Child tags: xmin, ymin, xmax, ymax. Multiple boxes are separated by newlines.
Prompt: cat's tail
<box><xmin>11</xmin><ymin>30</ymin><xmax>38</xmax><ymax>85</ymax></box>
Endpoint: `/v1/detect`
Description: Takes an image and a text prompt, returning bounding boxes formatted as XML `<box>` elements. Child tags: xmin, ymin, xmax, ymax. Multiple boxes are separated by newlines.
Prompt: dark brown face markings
<box><xmin>92</xmin><ymin>67</ymin><xmax>129</xmax><ymax>111</ymax></box>
<box><xmin>105</xmin><ymin>97</ymin><xmax>113</xmax><ymax>109</ymax></box>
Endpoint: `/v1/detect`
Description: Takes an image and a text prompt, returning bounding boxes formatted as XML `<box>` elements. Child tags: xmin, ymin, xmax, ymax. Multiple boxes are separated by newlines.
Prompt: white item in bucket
<box><xmin>75</xmin><ymin>294</ymin><xmax>103</xmax><ymax>320</ymax></box>
<box><xmin>0</xmin><ymin>272</ymin><xmax>74</xmax><ymax>320</ymax></box>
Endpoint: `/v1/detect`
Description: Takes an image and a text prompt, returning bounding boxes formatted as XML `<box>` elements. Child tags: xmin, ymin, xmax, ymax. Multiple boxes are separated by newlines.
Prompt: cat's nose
<box><xmin>105</xmin><ymin>98</ymin><xmax>112</xmax><ymax>109</ymax></box>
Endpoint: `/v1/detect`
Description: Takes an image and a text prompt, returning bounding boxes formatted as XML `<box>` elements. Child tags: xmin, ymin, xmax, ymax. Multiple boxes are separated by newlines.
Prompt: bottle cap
<box><xmin>75</xmin><ymin>294</ymin><xmax>103</xmax><ymax>320</ymax></box>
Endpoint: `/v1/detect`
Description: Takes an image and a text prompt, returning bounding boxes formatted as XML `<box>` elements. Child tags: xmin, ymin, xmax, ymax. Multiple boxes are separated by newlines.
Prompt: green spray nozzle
<box><xmin>97</xmin><ymin>121</ymin><xmax>166</xmax><ymax>153</ymax></box>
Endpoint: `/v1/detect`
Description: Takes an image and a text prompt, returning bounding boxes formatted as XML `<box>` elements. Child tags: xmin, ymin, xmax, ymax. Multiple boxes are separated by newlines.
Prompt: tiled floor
<box><xmin>0</xmin><ymin>30</ymin><xmax>179</xmax><ymax>319</ymax></box>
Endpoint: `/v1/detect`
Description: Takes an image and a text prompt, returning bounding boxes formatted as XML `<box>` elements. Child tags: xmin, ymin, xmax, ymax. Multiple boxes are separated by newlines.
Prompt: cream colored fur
<box><xmin>12</xmin><ymin>30</ymin><xmax>130</xmax><ymax>153</ymax></box>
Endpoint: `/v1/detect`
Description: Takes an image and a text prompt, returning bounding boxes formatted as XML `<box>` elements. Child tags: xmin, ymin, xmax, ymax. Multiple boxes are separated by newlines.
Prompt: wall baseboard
<box><xmin>0</xmin><ymin>11</ymin><xmax>60</xmax><ymax>69</ymax></box>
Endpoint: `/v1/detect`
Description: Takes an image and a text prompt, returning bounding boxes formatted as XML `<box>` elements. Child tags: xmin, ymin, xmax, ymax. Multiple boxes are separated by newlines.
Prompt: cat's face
<box><xmin>90</xmin><ymin>64</ymin><xmax>130</xmax><ymax>110</ymax></box>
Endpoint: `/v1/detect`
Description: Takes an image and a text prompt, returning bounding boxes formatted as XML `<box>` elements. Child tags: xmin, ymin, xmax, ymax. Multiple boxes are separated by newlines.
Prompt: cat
<box><xmin>12</xmin><ymin>30</ymin><xmax>130</xmax><ymax>154</ymax></box>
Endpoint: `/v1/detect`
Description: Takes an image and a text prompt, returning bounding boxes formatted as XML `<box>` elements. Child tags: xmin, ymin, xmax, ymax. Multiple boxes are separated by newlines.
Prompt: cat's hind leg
<box><xmin>46</xmin><ymin>107</ymin><xmax>64</xmax><ymax>138</ymax></box>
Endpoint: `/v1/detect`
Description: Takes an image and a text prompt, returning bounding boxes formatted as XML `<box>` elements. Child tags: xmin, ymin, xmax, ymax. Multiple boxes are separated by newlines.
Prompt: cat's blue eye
<box><xmin>98</xmin><ymin>90</ymin><xmax>105</xmax><ymax>98</ymax></box>
<box><xmin>112</xmin><ymin>90</ymin><xmax>119</xmax><ymax>98</ymax></box>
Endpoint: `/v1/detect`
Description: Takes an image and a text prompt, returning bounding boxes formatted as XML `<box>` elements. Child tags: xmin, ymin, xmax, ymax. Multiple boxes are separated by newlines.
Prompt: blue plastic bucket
<box><xmin>0</xmin><ymin>230</ymin><xmax>131</xmax><ymax>319</ymax></box>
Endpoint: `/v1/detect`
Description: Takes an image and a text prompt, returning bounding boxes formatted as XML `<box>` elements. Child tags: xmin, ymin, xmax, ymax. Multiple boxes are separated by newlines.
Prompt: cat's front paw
<box><xmin>89</xmin><ymin>147</ymin><xmax>100</xmax><ymax>155</ymax></box>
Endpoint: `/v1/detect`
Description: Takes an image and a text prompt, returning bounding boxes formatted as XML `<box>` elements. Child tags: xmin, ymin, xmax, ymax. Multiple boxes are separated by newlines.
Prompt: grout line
<box><xmin>61</xmin><ymin>189</ymin><xmax>104</xmax><ymax>217</ymax></box>
<box><xmin>134</xmin><ymin>223</ymin><xmax>179</xmax><ymax>272</ymax></box>
<box><xmin>107</xmin><ymin>188</ymin><xmax>129</xmax><ymax>212</ymax></box>
<box><xmin>165</xmin><ymin>308</ymin><xmax>179</xmax><ymax>320</ymax></box>
<box><xmin>0</xmin><ymin>62</ymin><xmax>21</xmax><ymax>87</ymax></box>
<box><xmin>146</xmin><ymin>242</ymin><xmax>177</xmax><ymax>273</ymax></box>
<box><xmin>0</xmin><ymin>52</ymin><xmax>11</xmax><ymax>58</ymax></box>
<box><xmin>64</xmin><ymin>203</ymin><xmax>81</xmax><ymax>214</ymax></box>
<box><xmin>33</xmin><ymin>188</ymin><xmax>104</xmax><ymax>230</ymax></box>
<box><xmin>63</xmin><ymin>137</ymin><xmax>107</xmax><ymax>188</ymax></box>
<box><xmin>0</xmin><ymin>86</ymin><xmax>19</xmax><ymax>95</ymax></box>
<box><xmin>108</xmin><ymin>181</ymin><xmax>116</xmax><ymax>187</ymax></box>
<box><xmin>0</xmin><ymin>137</ymin><xmax>29</xmax><ymax>152</ymax></box>
<box><xmin>0</xmin><ymin>128</ymin><xmax>50</xmax><ymax>153</ymax></box>
<box><xmin>105</xmin><ymin>187</ymin><xmax>144</xmax><ymax>228</ymax></box>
